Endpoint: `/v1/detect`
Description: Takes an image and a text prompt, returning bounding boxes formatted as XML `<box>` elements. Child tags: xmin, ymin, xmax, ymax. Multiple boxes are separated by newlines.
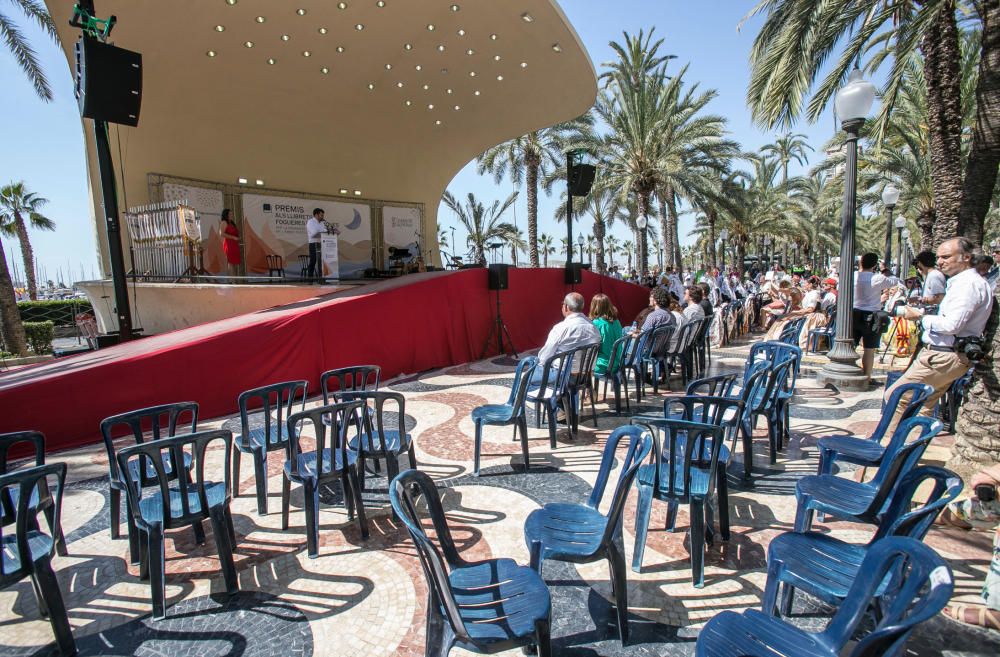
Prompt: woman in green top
<box><xmin>589</xmin><ymin>293</ymin><xmax>623</xmax><ymax>376</ymax></box>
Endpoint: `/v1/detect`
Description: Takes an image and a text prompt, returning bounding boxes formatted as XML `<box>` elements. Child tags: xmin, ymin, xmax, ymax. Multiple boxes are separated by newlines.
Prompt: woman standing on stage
<box><xmin>220</xmin><ymin>209</ymin><xmax>242</xmax><ymax>281</ymax></box>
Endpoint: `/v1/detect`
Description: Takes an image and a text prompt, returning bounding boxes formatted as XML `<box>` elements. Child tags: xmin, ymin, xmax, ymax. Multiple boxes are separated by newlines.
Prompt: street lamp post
<box><xmin>719</xmin><ymin>229</ymin><xmax>729</xmax><ymax>271</ymax></box>
<box><xmin>763</xmin><ymin>236</ymin><xmax>771</xmax><ymax>271</ymax></box>
<box><xmin>881</xmin><ymin>184</ymin><xmax>900</xmax><ymax>270</ymax></box>
<box><xmin>577</xmin><ymin>235</ymin><xmax>584</xmax><ymax>267</ymax></box>
<box><xmin>636</xmin><ymin>215</ymin><xmax>649</xmax><ymax>274</ymax></box>
<box><xmin>894</xmin><ymin>216</ymin><xmax>906</xmax><ymax>274</ymax></box>
<box><xmin>817</xmin><ymin>68</ymin><xmax>876</xmax><ymax>391</ymax></box>
<box><xmin>901</xmin><ymin>228</ymin><xmax>911</xmax><ymax>276</ymax></box>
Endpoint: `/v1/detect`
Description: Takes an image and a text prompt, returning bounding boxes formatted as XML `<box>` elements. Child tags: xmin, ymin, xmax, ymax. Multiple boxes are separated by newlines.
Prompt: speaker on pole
<box><xmin>568</xmin><ymin>163</ymin><xmax>596</xmax><ymax>197</ymax></box>
<box><xmin>564</xmin><ymin>262</ymin><xmax>585</xmax><ymax>285</ymax></box>
<box><xmin>75</xmin><ymin>36</ymin><xmax>142</xmax><ymax>127</ymax></box>
<box><xmin>488</xmin><ymin>263</ymin><xmax>509</xmax><ymax>290</ymax></box>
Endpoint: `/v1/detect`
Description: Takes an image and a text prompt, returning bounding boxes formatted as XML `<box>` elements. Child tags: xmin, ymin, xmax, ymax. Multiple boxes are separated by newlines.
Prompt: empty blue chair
<box><xmin>471</xmin><ymin>356</ymin><xmax>537</xmax><ymax>475</ymax></box>
<box><xmin>0</xmin><ymin>431</ymin><xmax>67</xmax><ymax>558</ymax></box>
<box><xmin>747</xmin><ymin>342</ymin><xmax>802</xmax><ymax>452</ymax></box>
<box><xmin>694</xmin><ymin>537</ymin><xmax>954</xmax><ymax>657</ymax></box>
<box><xmin>524</xmin><ymin>425</ymin><xmax>653</xmax><ymax>644</ymax></box>
<box><xmin>744</xmin><ymin>357</ymin><xmax>795</xmax><ymax>472</ymax></box>
<box><xmin>629</xmin><ymin>418</ymin><xmax>732</xmax><ymax>587</ymax></box>
<box><xmin>233</xmin><ymin>380</ymin><xmax>307</xmax><ymax>515</ymax></box>
<box><xmin>390</xmin><ymin>469</ymin><xmax>552</xmax><ymax>657</ymax></box>
<box><xmin>764</xmin><ymin>465</ymin><xmax>962</xmax><ymax>618</ymax></box>
<box><xmin>734</xmin><ymin>361</ymin><xmax>774</xmax><ymax>479</ymax></box>
<box><xmin>526</xmin><ymin>347</ymin><xmax>576</xmax><ymax>447</ymax></box>
<box><xmin>281</xmin><ymin>401</ymin><xmax>369</xmax><ymax>558</ymax></box>
<box><xmin>685</xmin><ymin>372</ymin><xmax>739</xmax><ymax>398</ymax></box>
<box><xmin>794</xmin><ymin>417</ymin><xmax>942</xmax><ymax>533</ymax></box>
<box><xmin>807</xmin><ymin>314</ymin><xmax>836</xmax><ymax>353</ymax></box>
<box><xmin>1</xmin><ymin>463</ymin><xmax>75</xmax><ymax>656</ymax></box>
<box><xmin>625</xmin><ymin>328</ymin><xmax>657</xmax><ymax>402</ymax></box>
<box><xmin>817</xmin><ymin>382</ymin><xmax>933</xmax><ymax>476</ymax></box>
<box><xmin>117</xmin><ymin>429</ymin><xmax>239</xmax><ymax>619</ymax></box>
<box><xmin>338</xmin><ymin>390</ymin><xmax>416</xmax><ymax>490</ymax></box>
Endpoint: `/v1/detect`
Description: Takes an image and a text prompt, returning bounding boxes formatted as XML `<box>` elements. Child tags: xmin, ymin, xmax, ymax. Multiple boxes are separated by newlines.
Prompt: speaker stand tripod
<box><xmin>481</xmin><ymin>289</ymin><xmax>518</xmax><ymax>359</ymax></box>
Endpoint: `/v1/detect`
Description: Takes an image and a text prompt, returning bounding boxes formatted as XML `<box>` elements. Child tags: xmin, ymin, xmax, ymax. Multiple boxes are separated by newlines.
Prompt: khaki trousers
<box><xmin>885</xmin><ymin>348</ymin><xmax>970</xmax><ymax>432</ymax></box>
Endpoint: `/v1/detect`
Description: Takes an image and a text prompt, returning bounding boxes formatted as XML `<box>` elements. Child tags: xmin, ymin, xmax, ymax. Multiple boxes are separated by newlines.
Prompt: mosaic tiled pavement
<box><xmin>3</xmin><ymin>341</ymin><xmax>1000</xmax><ymax>656</ymax></box>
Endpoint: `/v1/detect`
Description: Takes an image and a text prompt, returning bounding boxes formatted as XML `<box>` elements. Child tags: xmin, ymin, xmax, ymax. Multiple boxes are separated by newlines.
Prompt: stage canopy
<box><xmin>45</xmin><ymin>0</ymin><xmax>597</xmax><ymax>273</ymax></box>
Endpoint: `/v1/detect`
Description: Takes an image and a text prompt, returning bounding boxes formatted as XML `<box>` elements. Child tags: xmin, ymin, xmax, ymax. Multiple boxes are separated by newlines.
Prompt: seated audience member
<box><xmin>820</xmin><ymin>278</ymin><xmax>838</xmax><ymax>312</ymax></box>
<box><xmin>683</xmin><ymin>285</ymin><xmax>706</xmax><ymax>323</ymax></box>
<box><xmin>632</xmin><ymin>286</ymin><xmax>676</xmax><ymax>336</ymax></box>
<box><xmin>589</xmin><ymin>293</ymin><xmax>623</xmax><ymax>377</ymax></box>
<box><xmin>798</xmin><ymin>276</ymin><xmax>829</xmax><ymax>348</ymax></box>
<box><xmin>536</xmin><ymin>292</ymin><xmax>601</xmax><ymax>369</ymax></box>
<box><xmin>697</xmin><ymin>282</ymin><xmax>714</xmax><ymax>317</ymax></box>
<box><xmin>761</xmin><ymin>280</ymin><xmax>793</xmax><ymax>329</ymax></box>
<box><xmin>764</xmin><ymin>287</ymin><xmax>803</xmax><ymax>341</ymax></box>
<box><xmin>667</xmin><ymin>298</ymin><xmax>686</xmax><ymax>327</ymax></box>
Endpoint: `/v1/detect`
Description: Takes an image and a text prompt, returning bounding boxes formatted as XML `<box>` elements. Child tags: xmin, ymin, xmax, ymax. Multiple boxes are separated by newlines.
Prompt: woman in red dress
<box><xmin>221</xmin><ymin>209</ymin><xmax>241</xmax><ymax>281</ymax></box>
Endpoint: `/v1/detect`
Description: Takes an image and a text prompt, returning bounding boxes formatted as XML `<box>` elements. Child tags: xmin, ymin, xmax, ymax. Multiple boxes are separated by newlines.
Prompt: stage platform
<box><xmin>1</xmin><ymin>269</ymin><xmax>649</xmax><ymax>453</ymax></box>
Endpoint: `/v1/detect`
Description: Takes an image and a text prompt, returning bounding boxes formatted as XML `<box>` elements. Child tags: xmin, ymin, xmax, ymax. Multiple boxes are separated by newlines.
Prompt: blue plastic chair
<box><xmin>639</xmin><ymin>324</ymin><xmax>675</xmax><ymax>395</ymax></box>
<box><xmin>281</xmin><ymin>401</ymin><xmax>369</xmax><ymax>558</ymax></box>
<box><xmin>743</xmin><ymin>357</ymin><xmax>795</xmax><ymax>472</ymax></box>
<box><xmin>685</xmin><ymin>373</ymin><xmax>739</xmax><ymax>398</ymax></box>
<box><xmin>0</xmin><ymin>463</ymin><xmax>75</xmax><ymax>656</ymax></box>
<box><xmin>471</xmin><ymin>356</ymin><xmax>537</xmax><ymax>475</ymax></box>
<box><xmin>233</xmin><ymin>380</ymin><xmax>307</xmax><ymax>515</ymax></box>
<box><xmin>734</xmin><ymin>361</ymin><xmax>774</xmax><ymax>479</ymax></box>
<box><xmin>524</xmin><ymin>425</ymin><xmax>653</xmax><ymax>644</ymax></box>
<box><xmin>117</xmin><ymin>429</ymin><xmax>239</xmax><ymax>619</ymax></box>
<box><xmin>337</xmin><ymin>390</ymin><xmax>417</xmax><ymax>490</ymax></box>
<box><xmin>807</xmin><ymin>314</ymin><xmax>836</xmax><ymax>353</ymax></box>
<box><xmin>764</xmin><ymin>465</ymin><xmax>962</xmax><ymax>618</ymax></box>
<box><xmin>942</xmin><ymin>367</ymin><xmax>974</xmax><ymax>432</ymax></box>
<box><xmin>526</xmin><ymin>347</ymin><xmax>576</xmax><ymax>447</ymax></box>
<box><xmin>794</xmin><ymin>417</ymin><xmax>942</xmax><ymax>533</ymax></box>
<box><xmin>100</xmin><ymin>402</ymin><xmax>199</xmax><ymax>563</ymax></box>
<box><xmin>662</xmin><ymin>319</ymin><xmax>703</xmax><ymax>388</ymax></box>
<box><xmin>0</xmin><ymin>431</ymin><xmax>67</xmax><ymax>558</ymax></box>
<box><xmin>747</xmin><ymin>342</ymin><xmax>802</xmax><ymax>453</ymax></box>
<box><xmin>390</xmin><ymin>469</ymin><xmax>552</xmax><ymax>657</ymax></box>
<box><xmin>817</xmin><ymin>382</ymin><xmax>933</xmax><ymax>476</ymax></box>
<box><xmin>568</xmin><ymin>342</ymin><xmax>602</xmax><ymax>431</ymax></box>
<box><xmin>629</xmin><ymin>418</ymin><xmax>732</xmax><ymax>587</ymax></box>
<box><xmin>779</xmin><ymin>317</ymin><xmax>807</xmax><ymax>345</ymax></box>
<box><xmin>694</xmin><ymin>537</ymin><xmax>954</xmax><ymax>657</ymax></box>
<box><xmin>626</xmin><ymin>328</ymin><xmax>657</xmax><ymax>402</ymax></box>
<box><xmin>595</xmin><ymin>333</ymin><xmax>637</xmax><ymax>415</ymax></box>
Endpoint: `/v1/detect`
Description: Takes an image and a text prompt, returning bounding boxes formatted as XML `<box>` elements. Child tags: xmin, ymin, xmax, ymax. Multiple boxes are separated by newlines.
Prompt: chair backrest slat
<box><xmin>0</xmin><ymin>463</ymin><xmax>65</xmax><ymax>584</ymax></box>
<box><xmin>285</xmin><ymin>401</ymin><xmax>362</xmax><ymax>478</ymax></box>
<box><xmin>320</xmin><ymin>366</ymin><xmax>381</xmax><ymax>405</ymax></box>
<box><xmin>238</xmin><ymin>381</ymin><xmax>307</xmax><ymax>449</ymax></box>
<box><xmin>509</xmin><ymin>357</ymin><xmax>538</xmax><ymax>410</ymax></box>
<box><xmin>586</xmin><ymin>425</ymin><xmax>653</xmax><ymax>546</ymax></box>
<box><xmin>873</xmin><ymin>465</ymin><xmax>963</xmax><ymax>543</ymax></box>
<box><xmin>100</xmin><ymin>403</ymin><xmax>199</xmax><ymax>486</ymax></box>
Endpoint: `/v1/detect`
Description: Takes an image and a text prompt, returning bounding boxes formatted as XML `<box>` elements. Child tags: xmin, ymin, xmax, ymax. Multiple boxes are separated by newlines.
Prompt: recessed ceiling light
<box><xmin>267</xmin><ymin>57</ymin><xmax>276</xmax><ymax>65</ymax></box>
<box><xmin>337</xmin><ymin>46</ymin><xmax>345</xmax><ymax>53</ymax></box>
<box><xmin>206</xmin><ymin>50</ymin><xmax>217</xmax><ymax>57</ymax></box>
<box><xmin>405</xmin><ymin>100</ymin><xmax>412</xmax><ymax>106</ymax></box>
<box><xmin>457</xmin><ymin>29</ymin><xmax>466</xmax><ymax>36</ymax></box>
<box><xmin>318</xmin><ymin>27</ymin><xmax>328</xmax><ymax>34</ymax></box>
<box><xmin>368</xmin><ymin>83</ymin><xmax>375</xmax><ymax>90</ymax></box>
<box><xmin>469</xmin><ymin>71</ymin><xmax>476</xmax><ymax>77</ymax></box>
<box><xmin>490</xmin><ymin>33</ymin><xmax>498</xmax><ymax>40</ymax></box>
<box><xmin>447</xmin><ymin>88</ymin><xmax>453</xmax><ymax>94</ymax></box>
<box><xmin>520</xmin><ymin>62</ymin><xmax>528</xmax><ymax>68</ymax></box>
<box><xmin>377</xmin><ymin>0</ymin><xmax>386</xmax><ymax>6</ymax></box>
<box><xmin>244</xmin><ymin>41</ymin><xmax>254</xmax><ymax>48</ymax></box>
<box><xmin>437</xmin><ymin>45</ymin><xmax>446</xmax><ymax>52</ymax></box>
<box><xmin>552</xmin><ymin>43</ymin><xmax>562</xmax><ymax>52</ymax></box>
<box><xmin>454</xmin><ymin>105</ymin><xmax>460</xmax><ymax>110</ymax></box>
<box><xmin>337</xmin><ymin>1</ymin><xmax>347</xmax><ymax>7</ymax></box>
<box><xmin>354</xmin><ymin>190</ymin><xmax>362</xmax><ymax>196</ymax></box>
<box><xmin>415</xmin><ymin>64</ymin><xmax>422</xmax><ymax>71</ymax></box>
<box><xmin>493</xmin><ymin>54</ymin><xmax>501</xmax><ymax>61</ymax></box>
<box><xmin>297</xmin><ymin>8</ymin><xmax>306</xmax><ymax>16</ymax></box>
<box><xmin>214</xmin><ymin>25</ymin><xmax>225</xmax><ymax>32</ymax></box>
<box><xmin>428</xmin><ymin>103</ymin><xmax>434</xmax><ymax>109</ymax></box>
<box><xmin>255</xmin><ymin>16</ymin><xmax>265</xmax><ymax>23</ymax></box>
<box><xmin>450</xmin><ymin>4</ymin><xmax>459</xmax><ymax>11</ymax></box>
<box><xmin>385</xmin><ymin>63</ymin><xmax>392</xmax><ymax>70</ymax></box>
<box><xmin>321</xmin><ymin>67</ymin><xmax>330</xmax><ymax>74</ymax></box>
<box><xmin>435</xmin><ymin>120</ymin><xmax>442</xmax><ymax>125</ymax></box>
<box><xmin>281</xmin><ymin>34</ymin><xmax>290</xmax><ymax>41</ymax></box>
<box><xmin>496</xmin><ymin>75</ymin><xmax>503</xmax><ymax>81</ymax></box>
<box><xmin>427</xmin><ymin>24</ymin><xmax>435</xmax><ymax>31</ymax></box>
<box><xmin>255</xmin><ymin>179</ymin><xmax>264</xmax><ymax>185</ymax></box>
<box><xmin>339</xmin><ymin>188</ymin><xmax>348</xmax><ymax>194</ymax></box>
<box><xmin>226</xmin><ymin>0</ymin><xmax>237</xmax><ymax>5</ymax></box>
<box><xmin>302</xmin><ymin>51</ymin><xmax>311</xmax><ymax>57</ymax></box>
<box><xmin>397</xmin><ymin>81</ymin><xmax>404</xmax><ymax>87</ymax></box>
<box><xmin>474</xmin><ymin>90</ymin><xmax>480</xmax><ymax>95</ymax></box>
<box><xmin>355</xmin><ymin>23</ymin><xmax>364</xmax><ymax>30</ymax></box>
<box><xmin>423</xmin><ymin>84</ymin><xmax>430</xmax><ymax>90</ymax></box>
<box><xmin>404</xmin><ymin>43</ymin><xmax>412</xmax><ymax>50</ymax></box>
<box><xmin>238</xmin><ymin>177</ymin><xmax>248</xmax><ymax>184</ymax></box>
<box><xmin>440</xmin><ymin>68</ymin><xmax>448</xmax><ymax>74</ymax></box>
<box><xmin>521</xmin><ymin>13</ymin><xmax>534</xmax><ymax>22</ymax></box>
<box><xmin>467</xmin><ymin>49</ymin><xmax>475</xmax><ymax>55</ymax></box>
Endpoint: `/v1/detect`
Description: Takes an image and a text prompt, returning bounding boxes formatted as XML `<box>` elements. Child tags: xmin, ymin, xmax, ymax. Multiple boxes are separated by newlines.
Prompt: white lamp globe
<box><xmin>894</xmin><ymin>216</ymin><xmax>906</xmax><ymax>229</ymax></box>
<box><xmin>719</xmin><ymin>229</ymin><xmax>729</xmax><ymax>240</ymax></box>
<box><xmin>881</xmin><ymin>184</ymin><xmax>900</xmax><ymax>207</ymax></box>
<box><xmin>636</xmin><ymin>216</ymin><xmax>648</xmax><ymax>230</ymax></box>
<box><xmin>835</xmin><ymin>68</ymin><xmax>876</xmax><ymax>122</ymax></box>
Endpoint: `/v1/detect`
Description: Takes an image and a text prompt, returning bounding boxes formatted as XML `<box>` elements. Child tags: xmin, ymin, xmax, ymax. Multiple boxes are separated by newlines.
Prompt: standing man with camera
<box><xmin>854</xmin><ymin>253</ymin><xmax>898</xmax><ymax>378</ymax></box>
<box><xmin>886</xmin><ymin>237</ymin><xmax>993</xmax><ymax>425</ymax></box>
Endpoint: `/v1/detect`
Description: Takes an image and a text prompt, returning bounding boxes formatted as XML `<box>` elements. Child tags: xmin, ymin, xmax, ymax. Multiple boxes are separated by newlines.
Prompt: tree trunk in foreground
<box><xmin>526</xmin><ymin>160</ymin><xmax>540</xmax><ymax>268</ymax></box>
<box><xmin>0</xmin><ymin>244</ymin><xmax>28</xmax><ymax>356</ymax></box>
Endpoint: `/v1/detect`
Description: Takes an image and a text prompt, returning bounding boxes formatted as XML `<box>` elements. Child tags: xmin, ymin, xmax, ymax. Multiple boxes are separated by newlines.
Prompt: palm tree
<box><xmin>742</xmin><ymin>0</ymin><xmax>998</xmax><ymax>245</ymax></box>
<box><xmin>719</xmin><ymin>158</ymin><xmax>790</xmax><ymax>275</ymax></box>
<box><xmin>538</xmin><ymin>233</ymin><xmax>555</xmax><ymax>267</ymax></box>
<box><xmin>605</xmin><ymin>235</ymin><xmax>620</xmax><ymax>268</ymax></box>
<box><xmin>2</xmin><ymin>1</ymin><xmax>59</xmax><ymax>101</ymax></box>
<box><xmin>761</xmin><ymin>132</ymin><xmax>813</xmax><ymax>184</ymax></box>
<box><xmin>621</xmin><ymin>240</ymin><xmax>635</xmax><ymax>272</ymax></box>
<box><xmin>500</xmin><ymin>226</ymin><xmax>526</xmax><ymax>266</ymax></box>
<box><xmin>0</xmin><ymin>182</ymin><xmax>54</xmax><ymax>301</ymax></box>
<box><xmin>476</xmin><ymin>116</ymin><xmax>591</xmax><ymax>268</ymax></box>
<box><xmin>0</xmin><ymin>238</ymin><xmax>27</xmax><ymax>355</ymax></box>
<box><xmin>441</xmin><ymin>191</ymin><xmax>518</xmax><ymax>266</ymax></box>
<box><xmin>553</xmin><ymin>183</ymin><xmax>622</xmax><ymax>275</ymax></box>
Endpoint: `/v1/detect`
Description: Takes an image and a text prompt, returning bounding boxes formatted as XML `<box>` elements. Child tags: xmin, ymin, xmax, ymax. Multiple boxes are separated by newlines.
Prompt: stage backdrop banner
<box><xmin>321</xmin><ymin>233</ymin><xmax>339</xmax><ymax>278</ymax></box>
<box><xmin>383</xmin><ymin>206</ymin><xmax>422</xmax><ymax>262</ymax></box>
<box><xmin>241</xmin><ymin>194</ymin><xmax>372</xmax><ymax>279</ymax></box>
<box><xmin>161</xmin><ymin>183</ymin><xmax>225</xmax><ymax>274</ymax></box>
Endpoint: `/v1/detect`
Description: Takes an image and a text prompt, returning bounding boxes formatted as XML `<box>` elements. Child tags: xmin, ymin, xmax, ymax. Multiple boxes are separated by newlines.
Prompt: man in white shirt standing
<box><xmin>305</xmin><ymin>208</ymin><xmax>326</xmax><ymax>283</ymax></box>
<box><xmin>535</xmin><ymin>292</ymin><xmax>601</xmax><ymax>377</ymax></box>
<box><xmin>853</xmin><ymin>252</ymin><xmax>898</xmax><ymax>378</ymax></box>
<box><xmin>887</xmin><ymin>237</ymin><xmax>993</xmax><ymax>427</ymax></box>
<box><xmin>914</xmin><ymin>250</ymin><xmax>946</xmax><ymax>305</ymax></box>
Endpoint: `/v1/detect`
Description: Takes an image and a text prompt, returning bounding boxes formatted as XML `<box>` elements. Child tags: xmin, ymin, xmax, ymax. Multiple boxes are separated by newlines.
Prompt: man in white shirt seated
<box><xmin>533</xmin><ymin>292</ymin><xmax>601</xmax><ymax>382</ymax></box>
<box><xmin>853</xmin><ymin>252</ymin><xmax>899</xmax><ymax>378</ymax></box>
<box><xmin>887</xmin><ymin>237</ymin><xmax>993</xmax><ymax>427</ymax></box>
<box><xmin>914</xmin><ymin>250</ymin><xmax>946</xmax><ymax>306</ymax></box>
<box><xmin>683</xmin><ymin>285</ymin><xmax>707</xmax><ymax>322</ymax></box>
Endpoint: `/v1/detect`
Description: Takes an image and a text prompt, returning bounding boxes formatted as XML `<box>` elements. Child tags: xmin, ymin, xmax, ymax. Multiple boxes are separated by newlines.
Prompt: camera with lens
<box><xmin>975</xmin><ymin>483</ymin><xmax>997</xmax><ymax>503</ymax></box>
<box><xmin>870</xmin><ymin>309</ymin><xmax>892</xmax><ymax>335</ymax></box>
<box><xmin>956</xmin><ymin>336</ymin><xmax>987</xmax><ymax>362</ymax></box>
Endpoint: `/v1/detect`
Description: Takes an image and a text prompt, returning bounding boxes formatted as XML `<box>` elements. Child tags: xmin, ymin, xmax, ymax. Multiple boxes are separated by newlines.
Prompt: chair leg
<box><xmin>607</xmin><ymin>542</ymin><xmax>630</xmax><ymax>645</ymax></box>
<box><xmin>534</xmin><ymin>402</ymin><xmax>542</xmax><ymax>429</ymax></box>
<box><xmin>29</xmin><ymin>571</ymin><xmax>50</xmax><ymax>617</ymax></box>
<box><xmin>612</xmin><ymin>380</ymin><xmax>622</xmax><ymax>416</ymax></box>
<box><xmin>534</xmin><ymin>617</ymin><xmax>552</xmax><ymax>657</ymax></box>
<box><xmin>303</xmin><ymin>480</ymin><xmax>320</xmax><ymax>559</ymax></box>
<box><xmin>665</xmin><ymin>500</ymin><xmax>679</xmax><ymax>532</ymax></box>
<box><xmin>109</xmin><ymin>487</ymin><xmax>122</xmax><ymax>540</ymax></box>
<box><xmin>252</xmin><ymin>451</ymin><xmax>268</xmax><ymax>516</ymax></box>
<box><xmin>767</xmin><ymin>415</ymin><xmax>778</xmax><ymax>465</ymax></box>
<box><xmin>761</xmin><ymin>556</ymin><xmax>783</xmax><ymax>616</ymax></box>
<box><xmin>818</xmin><ymin>447</ymin><xmax>835</xmax><ymax>476</ymax></box>
<box><xmin>518</xmin><ymin>417</ymin><xmax>530</xmax><ymax>473</ymax></box>
<box><xmin>32</xmin><ymin>557</ymin><xmax>76</xmax><ymax>656</ymax></box>
<box><xmin>224</xmin><ymin>506</ymin><xmax>237</xmax><ymax>546</ymax></box>
<box><xmin>137</xmin><ymin>528</ymin><xmax>149</xmax><ymax>581</ymax></box>
<box><xmin>793</xmin><ymin>502</ymin><xmax>814</xmax><ymax>533</ymax></box>
<box><xmin>210</xmin><ymin>505</ymin><xmax>239</xmax><ymax>596</ymax></box>
<box><xmin>690</xmin><ymin>501</ymin><xmax>706</xmax><ymax>588</ymax></box>
<box><xmin>191</xmin><ymin>518</ymin><xmax>206</xmax><ymax>545</ymax></box>
<box><xmin>547</xmin><ymin>404</ymin><xmax>557</xmax><ymax>449</ymax></box>
<box><xmin>588</xmin><ymin>383</ymin><xmax>598</xmax><ymax>427</ymax></box>
<box><xmin>425</xmin><ymin>597</ymin><xmax>455</xmax><ymax>657</ymax></box>
<box><xmin>631</xmin><ymin>483</ymin><xmax>653</xmax><ymax>572</ymax></box>
<box><xmin>529</xmin><ymin>539</ymin><xmax>543</xmax><ymax>574</ymax></box>
<box><xmin>126</xmin><ymin>514</ymin><xmax>140</xmax><ymax>566</ymax></box>
<box><xmin>716</xmin><ymin>468</ymin><xmax>730</xmax><ymax>541</ymax></box>
<box><xmin>741</xmin><ymin>418</ymin><xmax>754</xmax><ymax>479</ymax></box>
<box><xmin>231</xmin><ymin>449</ymin><xmax>242</xmax><ymax>497</ymax></box>
<box><xmin>474</xmin><ymin>420</ymin><xmax>483</xmax><ymax>476</ymax></box>
<box><xmin>341</xmin><ymin>471</ymin><xmax>355</xmax><ymax>522</ymax></box>
<box><xmin>281</xmin><ymin>475</ymin><xmax>291</xmax><ymax>531</ymax></box>
<box><xmin>349</xmin><ymin>466</ymin><xmax>370</xmax><ymax>540</ymax></box>
<box><xmin>149</xmin><ymin>523</ymin><xmax>166</xmax><ymax>620</ymax></box>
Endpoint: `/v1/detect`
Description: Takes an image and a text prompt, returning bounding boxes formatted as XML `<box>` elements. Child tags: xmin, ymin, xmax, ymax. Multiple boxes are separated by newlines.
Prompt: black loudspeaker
<box><xmin>564</xmin><ymin>263</ymin><xmax>583</xmax><ymax>285</ymax></box>
<box><xmin>568</xmin><ymin>163</ymin><xmax>596</xmax><ymax>196</ymax></box>
<box><xmin>488</xmin><ymin>263</ymin><xmax>509</xmax><ymax>290</ymax></box>
<box><xmin>75</xmin><ymin>36</ymin><xmax>142</xmax><ymax>127</ymax></box>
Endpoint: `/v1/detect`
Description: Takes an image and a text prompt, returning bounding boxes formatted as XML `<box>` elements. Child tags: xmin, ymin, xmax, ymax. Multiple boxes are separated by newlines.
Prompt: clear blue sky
<box><xmin>0</xmin><ymin>1</ymin><xmax>840</xmax><ymax>283</ymax></box>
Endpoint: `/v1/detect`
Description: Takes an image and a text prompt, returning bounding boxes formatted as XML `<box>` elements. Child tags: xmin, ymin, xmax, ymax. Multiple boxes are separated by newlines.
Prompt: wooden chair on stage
<box><xmin>265</xmin><ymin>254</ymin><xmax>284</xmax><ymax>279</ymax></box>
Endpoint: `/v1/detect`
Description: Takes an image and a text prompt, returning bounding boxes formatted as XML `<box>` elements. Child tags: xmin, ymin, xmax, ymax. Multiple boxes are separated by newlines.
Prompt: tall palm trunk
<box><xmin>708</xmin><ymin>208</ymin><xmax>718</xmax><ymax>269</ymax></box>
<box><xmin>526</xmin><ymin>158</ymin><xmax>540</xmax><ymax>268</ymax></box>
<box><xmin>952</xmin><ymin>281</ymin><xmax>1000</xmax><ymax>474</ymax></box>
<box><xmin>637</xmin><ymin>193</ymin><xmax>650</xmax><ymax>274</ymax></box>
<box><xmin>658</xmin><ymin>196</ymin><xmax>671</xmax><ymax>270</ymax></box>
<box><xmin>922</xmin><ymin>0</ymin><xmax>964</xmax><ymax>247</ymax></box>
<box><xmin>958</xmin><ymin>0</ymin><xmax>1000</xmax><ymax>244</ymax></box>
<box><xmin>917</xmin><ymin>208</ymin><xmax>935</xmax><ymax>250</ymax></box>
<box><xmin>14</xmin><ymin>212</ymin><xmax>39</xmax><ymax>301</ymax></box>
<box><xmin>0</xmin><ymin>243</ymin><xmax>28</xmax><ymax>356</ymax></box>
<box><xmin>736</xmin><ymin>239</ymin><xmax>747</xmax><ymax>276</ymax></box>
<box><xmin>594</xmin><ymin>219</ymin><xmax>607</xmax><ymax>275</ymax></box>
